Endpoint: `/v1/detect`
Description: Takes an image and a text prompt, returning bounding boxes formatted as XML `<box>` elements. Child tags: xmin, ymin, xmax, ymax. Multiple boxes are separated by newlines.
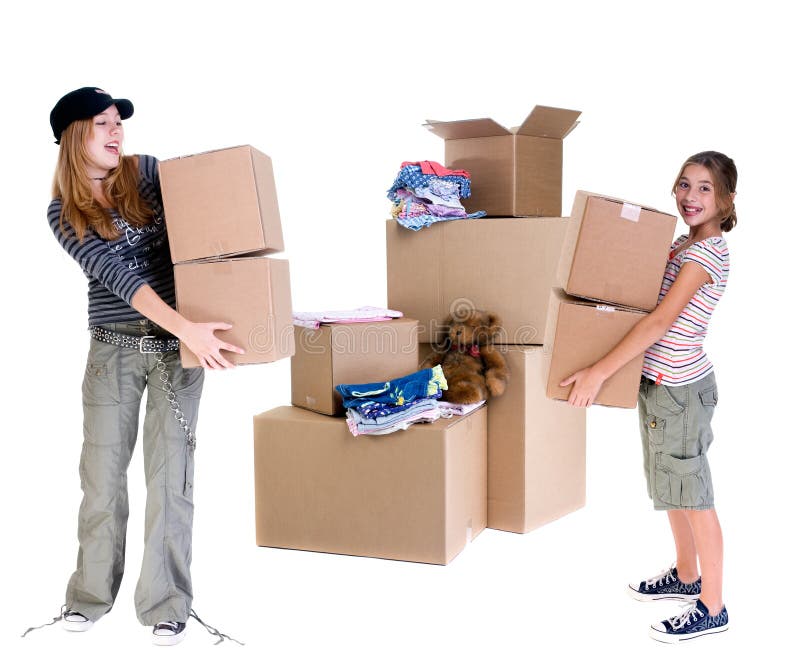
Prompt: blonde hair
<box><xmin>52</xmin><ymin>118</ymin><xmax>153</xmax><ymax>241</ymax></box>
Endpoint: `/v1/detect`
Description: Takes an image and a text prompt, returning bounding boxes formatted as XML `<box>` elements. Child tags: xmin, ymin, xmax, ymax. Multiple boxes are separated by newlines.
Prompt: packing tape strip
<box><xmin>620</xmin><ymin>203</ymin><xmax>641</xmax><ymax>222</ymax></box>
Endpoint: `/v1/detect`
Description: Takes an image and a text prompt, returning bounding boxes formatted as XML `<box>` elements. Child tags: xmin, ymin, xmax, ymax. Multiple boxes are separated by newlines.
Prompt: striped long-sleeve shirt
<box><xmin>642</xmin><ymin>235</ymin><xmax>729</xmax><ymax>386</ymax></box>
<box><xmin>48</xmin><ymin>154</ymin><xmax>175</xmax><ymax>327</ymax></box>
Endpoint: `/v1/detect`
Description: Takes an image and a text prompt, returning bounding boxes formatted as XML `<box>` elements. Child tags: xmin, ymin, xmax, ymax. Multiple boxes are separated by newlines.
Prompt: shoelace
<box><xmin>189</xmin><ymin>609</ymin><xmax>245</xmax><ymax>646</ymax></box>
<box><xmin>21</xmin><ymin>604</ymin><xmax>245</xmax><ymax>645</ymax></box>
<box><xmin>21</xmin><ymin>604</ymin><xmax>67</xmax><ymax>638</ymax></box>
<box><xmin>645</xmin><ymin>564</ymin><xmax>676</xmax><ymax>588</ymax></box>
<box><xmin>669</xmin><ymin>603</ymin><xmax>704</xmax><ymax>630</ymax></box>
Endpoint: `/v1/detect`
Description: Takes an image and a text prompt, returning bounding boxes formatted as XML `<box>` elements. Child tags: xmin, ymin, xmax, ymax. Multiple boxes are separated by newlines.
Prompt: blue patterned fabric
<box><xmin>354</xmin><ymin>391</ymin><xmax>443</xmax><ymax>419</ymax></box>
<box><xmin>387</xmin><ymin>164</ymin><xmax>473</xmax><ymax>199</ymax></box>
<box><xmin>387</xmin><ymin>163</ymin><xmax>486</xmax><ymax>231</ymax></box>
<box><xmin>336</xmin><ymin>366</ymin><xmax>447</xmax><ymax>408</ymax></box>
<box><xmin>395</xmin><ymin>211</ymin><xmax>486</xmax><ymax>231</ymax></box>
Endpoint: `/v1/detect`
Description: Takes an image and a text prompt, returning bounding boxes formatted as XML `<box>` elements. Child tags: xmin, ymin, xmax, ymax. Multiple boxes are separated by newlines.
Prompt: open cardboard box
<box><xmin>425</xmin><ymin>105</ymin><xmax>581</xmax><ymax>216</ymax></box>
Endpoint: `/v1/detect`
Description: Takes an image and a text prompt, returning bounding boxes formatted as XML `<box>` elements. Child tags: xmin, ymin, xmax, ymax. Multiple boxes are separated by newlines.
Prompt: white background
<box><xmin>2</xmin><ymin>1</ymin><xmax>797</xmax><ymax>648</ymax></box>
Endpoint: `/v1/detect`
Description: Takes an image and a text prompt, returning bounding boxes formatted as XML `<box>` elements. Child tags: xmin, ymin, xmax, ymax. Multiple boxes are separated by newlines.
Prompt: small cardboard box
<box><xmin>291</xmin><ymin>318</ymin><xmax>420</xmax><ymax>416</ymax></box>
<box><xmin>253</xmin><ymin>406</ymin><xmax>487</xmax><ymax>565</ymax></box>
<box><xmin>386</xmin><ymin>217</ymin><xmax>569</xmax><ymax>344</ymax></box>
<box><xmin>174</xmin><ymin>257</ymin><xmax>294</xmax><ymax>368</ymax></box>
<box><xmin>544</xmin><ymin>289</ymin><xmax>646</xmax><ymax>408</ymax></box>
<box><xmin>425</xmin><ymin>105</ymin><xmax>581</xmax><ymax>217</ymax></box>
<box><xmin>160</xmin><ymin>145</ymin><xmax>284</xmax><ymax>263</ymax></box>
<box><xmin>420</xmin><ymin>344</ymin><xmax>586</xmax><ymax>533</ymax></box>
<box><xmin>558</xmin><ymin>191</ymin><xmax>677</xmax><ymax>310</ymax></box>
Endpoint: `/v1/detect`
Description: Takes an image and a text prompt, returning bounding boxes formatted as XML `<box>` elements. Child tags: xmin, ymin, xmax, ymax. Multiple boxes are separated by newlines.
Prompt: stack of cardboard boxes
<box><xmin>159</xmin><ymin>145</ymin><xmax>294</xmax><ymax>367</ymax></box>
<box><xmin>388</xmin><ymin>106</ymin><xmax>588</xmax><ymax>535</ymax></box>
<box><xmin>254</xmin><ymin>315</ymin><xmax>492</xmax><ymax>565</ymax></box>
<box><xmin>247</xmin><ymin>104</ymin><xmax>679</xmax><ymax>567</ymax></box>
<box><xmin>544</xmin><ymin>191</ymin><xmax>678</xmax><ymax>407</ymax></box>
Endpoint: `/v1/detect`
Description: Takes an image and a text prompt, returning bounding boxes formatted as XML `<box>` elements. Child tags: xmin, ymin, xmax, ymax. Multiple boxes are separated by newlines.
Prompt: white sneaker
<box><xmin>62</xmin><ymin>610</ymin><xmax>93</xmax><ymax>632</ymax></box>
<box><xmin>152</xmin><ymin>620</ymin><xmax>187</xmax><ymax>646</ymax></box>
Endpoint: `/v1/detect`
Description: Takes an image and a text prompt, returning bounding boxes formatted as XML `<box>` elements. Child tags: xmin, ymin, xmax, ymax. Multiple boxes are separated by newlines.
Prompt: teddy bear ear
<box><xmin>485</xmin><ymin>311</ymin><xmax>503</xmax><ymax>336</ymax></box>
<box><xmin>434</xmin><ymin>314</ymin><xmax>454</xmax><ymax>345</ymax></box>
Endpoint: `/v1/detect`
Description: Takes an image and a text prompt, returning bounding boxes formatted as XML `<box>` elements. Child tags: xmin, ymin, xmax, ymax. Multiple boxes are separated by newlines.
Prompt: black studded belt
<box><xmin>90</xmin><ymin>326</ymin><xmax>180</xmax><ymax>353</ymax></box>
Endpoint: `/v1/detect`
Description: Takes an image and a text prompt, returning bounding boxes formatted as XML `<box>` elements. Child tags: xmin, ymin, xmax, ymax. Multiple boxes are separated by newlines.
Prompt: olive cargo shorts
<box><xmin>65</xmin><ymin>321</ymin><xmax>204</xmax><ymax>626</ymax></box>
<box><xmin>638</xmin><ymin>373</ymin><xmax>718</xmax><ymax>511</ymax></box>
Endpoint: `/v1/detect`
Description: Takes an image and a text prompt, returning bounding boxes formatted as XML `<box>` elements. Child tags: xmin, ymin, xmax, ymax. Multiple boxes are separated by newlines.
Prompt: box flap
<box><xmin>424</xmin><ymin>118</ymin><xmax>511</xmax><ymax>140</ymax></box>
<box><xmin>517</xmin><ymin>106</ymin><xmax>581</xmax><ymax>139</ymax></box>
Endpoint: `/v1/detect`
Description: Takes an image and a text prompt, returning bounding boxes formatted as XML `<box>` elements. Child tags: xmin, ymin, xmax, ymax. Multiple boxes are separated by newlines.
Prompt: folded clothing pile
<box><xmin>293</xmin><ymin>306</ymin><xmax>403</xmax><ymax>330</ymax></box>
<box><xmin>387</xmin><ymin>160</ymin><xmax>486</xmax><ymax>231</ymax></box>
<box><xmin>336</xmin><ymin>366</ymin><xmax>448</xmax><ymax>436</ymax></box>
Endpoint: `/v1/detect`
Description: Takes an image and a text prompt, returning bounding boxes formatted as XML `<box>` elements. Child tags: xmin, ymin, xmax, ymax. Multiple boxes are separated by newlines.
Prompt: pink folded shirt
<box><xmin>293</xmin><ymin>306</ymin><xmax>404</xmax><ymax>330</ymax></box>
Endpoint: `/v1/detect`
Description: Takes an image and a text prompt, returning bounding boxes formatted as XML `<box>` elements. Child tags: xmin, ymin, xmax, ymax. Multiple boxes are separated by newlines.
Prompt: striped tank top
<box><xmin>642</xmin><ymin>235</ymin><xmax>729</xmax><ymax>386</ymax></box>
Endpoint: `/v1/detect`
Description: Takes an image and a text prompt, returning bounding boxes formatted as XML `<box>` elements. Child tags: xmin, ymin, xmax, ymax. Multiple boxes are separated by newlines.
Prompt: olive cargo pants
<box><xmin>66</xmin><ymin>321</ymin><xmax>204</xmax><ymax>626</ymax></box>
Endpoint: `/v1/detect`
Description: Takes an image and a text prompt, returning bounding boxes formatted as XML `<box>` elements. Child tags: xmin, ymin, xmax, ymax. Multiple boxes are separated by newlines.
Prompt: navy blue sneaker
<box><xmin>152</xmin><ymin>620</ymin><xmax>187</xmax><ymax>646</ymax></box>
<box><xmin>650</xmin><ymin>599</ymin><xmax>729</xmax><ymax>643</ymax></box>
<box><xmin>628</xmin><ymin>565</ymin><xmax>701</xmax><ymax>602</ymax></box>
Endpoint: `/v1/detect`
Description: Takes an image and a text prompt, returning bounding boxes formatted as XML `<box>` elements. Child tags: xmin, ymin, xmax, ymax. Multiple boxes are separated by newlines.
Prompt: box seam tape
<box><xmin>620</xmin><ymin>203</ymin><xmax>641</xmax><ymax>223</ymax></box>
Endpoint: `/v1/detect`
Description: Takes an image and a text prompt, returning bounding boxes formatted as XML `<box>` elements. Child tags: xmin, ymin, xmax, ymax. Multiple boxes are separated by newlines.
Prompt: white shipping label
<box><xmin>620</xmin><ymin>203</ymin><xmax>642</xmax><ymax>222</ymax></box>
<box><xmin>596</xmin><ymin>305</ymin><xmax>616</xmax><ymax>312</ymax></box>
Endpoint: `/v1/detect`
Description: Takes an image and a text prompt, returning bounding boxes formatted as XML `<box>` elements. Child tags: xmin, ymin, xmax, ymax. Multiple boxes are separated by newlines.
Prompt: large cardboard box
<box><xmin>425</xmin><ymin>105</ymin><xmax>581</xmax><ymax>217</ymax></box>
<box><xmin>291</xmin><ymin>318</ymin><xmax>420</xmax><ymax>416</ymax></box>
<box><xmin>253</xmin><ymin>406</ymin><xmax>487</xmax><ymax>565</ymax></box>
<box><xmin>487</xmin><ymin>346</ymin><xmax>586</xmax><ymax>532</ymax></box>
<box><xmin>386</xmin><ymin>217</ymin><xmax>568</xmax><ymax>344</ymax></box>
<box><xmin>174</xmin><ymin>257</ymin><xmax>294</xmax><ymax>368</ymax></box>
<box><xmin>558</xmin><ymin>191</ymin><xmax>677</xmax><ymax>310</ymax></box>
<box><xmin>160</xmin><ymin>145</ymin><xmax>284</xmax><ymax>263</ymax></box>
<box><xmin>544</xmin><ymin>289</ymin><xmax>646</xmax><ymax>408</ymax></box>
<box><xmin>420</xmin><ymin>344</ymin><xmax>586</xmax><ymax>533</ymax></box>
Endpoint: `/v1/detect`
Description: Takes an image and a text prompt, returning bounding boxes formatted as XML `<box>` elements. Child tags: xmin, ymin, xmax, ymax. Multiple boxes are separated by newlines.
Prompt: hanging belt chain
<box><xmin>154</xmin><ymin>351</ymin><xmax>196</xmax><ymax>451</ymax></box>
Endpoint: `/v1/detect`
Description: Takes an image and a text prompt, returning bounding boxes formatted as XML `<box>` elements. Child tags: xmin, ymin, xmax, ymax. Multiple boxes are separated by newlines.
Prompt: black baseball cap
<box><xmin>50</xmin><ymin>86</ymin><xmax>134</xmax><ymax>144</ymax></box>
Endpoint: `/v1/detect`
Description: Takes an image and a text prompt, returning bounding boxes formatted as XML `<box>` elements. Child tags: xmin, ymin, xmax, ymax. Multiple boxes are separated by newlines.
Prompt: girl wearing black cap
<box><xmin>38</xmin><ymin>87</ymin><xmax>243</xmax><ymax>646</ymax></box>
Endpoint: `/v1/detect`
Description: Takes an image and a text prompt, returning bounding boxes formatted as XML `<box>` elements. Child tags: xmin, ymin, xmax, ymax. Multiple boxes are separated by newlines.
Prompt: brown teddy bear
<box><xmin>421</xmin><ymin>308</ymin><xmax>510</xmax><ymax>404</ymax></box>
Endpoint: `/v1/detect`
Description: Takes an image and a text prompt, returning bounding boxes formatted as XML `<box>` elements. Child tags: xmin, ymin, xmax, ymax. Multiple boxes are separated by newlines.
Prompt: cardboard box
<box><xmin>420</xmin><ymin>344</ymin><xmax>586</xmax><ymax>534</ymax></box>
<box><xmin>544</xmin><ymin>289</ymin><xmax>646</xmax><ymax>408</ymax></box>
<box><xmin>174</xmin><ymin>257</ymin><xmax>294</xmax><ymax>368</ymax></box>
<box><xmin>558</xmin><ymin>191</ymin><xmax>677</xmax><ymax>310</ymax></box>
<box><xmin>291</xmin><ymin>318</ymin><xmax>420</xmax><ymax>416</ymax></box>
<box><xmin>425</xmin><ymin>105</ymin><xmax>581</xmax><ymax>217</ymax></box>
<box><xmin>253</xmin><ymin>406</ymin><xmax>487</xmax><ymax>565</ymax></box>
<box><xmin>160</xmin><ymin>145</ymin><xmax>284</xmax><ymax>263</ymax></box>
<box><xmin>386</xmin><ymin>217</ymin><xmax>568</xmax><ymax>344</ymax></box>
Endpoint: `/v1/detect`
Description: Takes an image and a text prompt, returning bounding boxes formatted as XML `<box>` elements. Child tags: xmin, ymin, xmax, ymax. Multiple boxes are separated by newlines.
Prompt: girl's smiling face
<box><xmin>85</xmin><ymin>105</ymin><xmax>123</xmax><ymax>177</ymax></box>
<box><xmin>674</xmin><ymin>163</ymin><xmax>723</xmax><ymax>229</ymax></box>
